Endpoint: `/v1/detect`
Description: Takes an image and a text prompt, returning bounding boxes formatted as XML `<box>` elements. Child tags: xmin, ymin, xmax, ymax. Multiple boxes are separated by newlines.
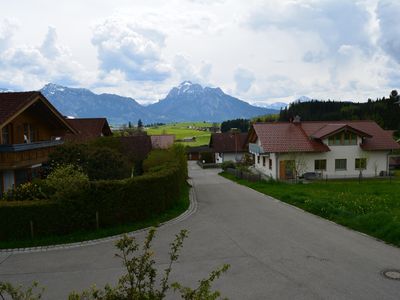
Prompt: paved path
<box><xmin>1</xmin><ymin>162</ymin><xmax>400</xmax><ymax>299</ymax></box>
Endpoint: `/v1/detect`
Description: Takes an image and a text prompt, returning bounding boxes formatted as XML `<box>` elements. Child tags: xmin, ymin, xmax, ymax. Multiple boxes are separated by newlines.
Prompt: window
<box><xmin>335</xmin><ymin>159</ymin><xmax>347</xmax><ymax>170</ymax></box>
<box><xmin>314</xmin><ymin>159</ymin><xmax>327</xmax><ymax>171</ymax></box>
<box><xmin>328</xmin><ymin>132</ymin><xmax>357</xmax><ymax>146</ymax></box>
<box><xmin>257</xmin><ymin>155</ymin><xmax>260</xmax><ymax>164</ymax></box>
<box><xmin>355</xmin><ymin>158</ymin><xmax>367</xmax><ymax>170</ymax></box>
<box><xmin>262</xmin><ymin>156</ymin><xmax>266</xmax><ymax>167</ymax></box>
<box><xmin>269</xmin><ymin>159</ymin><xmax>272</xmax><ymax>170</ymax></box>
<box><xmin>1</xmin><ymin>125</ymin><xmax>10</xmax><ymax>144</ymax></box>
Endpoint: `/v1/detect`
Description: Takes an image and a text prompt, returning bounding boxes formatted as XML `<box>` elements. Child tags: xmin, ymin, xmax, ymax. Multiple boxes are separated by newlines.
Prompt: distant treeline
<box><xmin>279</xmin><ymin>90</ymin><xmax>400</xmax><ymax>133</ymax></box>
<box><xmin>220</xmin><ymin>119</ymin><xmax>250</xmax><ymax>133</ymax></box>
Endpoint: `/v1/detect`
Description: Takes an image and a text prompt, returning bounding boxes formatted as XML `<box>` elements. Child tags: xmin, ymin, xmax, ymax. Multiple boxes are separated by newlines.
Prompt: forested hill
<box><xmin>279</xmin><ymin>91</ymin><xmax>400</xmax><ymax>133</ymax></box>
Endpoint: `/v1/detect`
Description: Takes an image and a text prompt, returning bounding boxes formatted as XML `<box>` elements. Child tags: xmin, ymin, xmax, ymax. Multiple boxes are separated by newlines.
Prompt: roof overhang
<box><xmin>0</xmin><ymin>93</ymin><xmax>78</xmax><ymax>134</ymax></box>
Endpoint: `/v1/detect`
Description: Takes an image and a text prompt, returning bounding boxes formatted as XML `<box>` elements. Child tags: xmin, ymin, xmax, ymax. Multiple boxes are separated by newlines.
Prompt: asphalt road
<box><xmin>1</xmin><ymin>162</ymin><xmax>400</xmax><ymax>299</ymax></box>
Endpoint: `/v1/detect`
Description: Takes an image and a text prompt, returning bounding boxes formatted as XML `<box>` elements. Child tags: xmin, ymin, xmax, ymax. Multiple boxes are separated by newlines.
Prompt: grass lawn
<box><xmin>0</xmin><ymin>186</ymin><xmax>190</xmax><ymax>249</ymax></box>
<box><xmin>221</xmin><ymin>172</ymin><xmax>400</xmax><ymax>247</ymax></box>
<box><xmin>145</xmin><ymin>122</ymin><xmax>215</xmax><ymax>147</ymax></box>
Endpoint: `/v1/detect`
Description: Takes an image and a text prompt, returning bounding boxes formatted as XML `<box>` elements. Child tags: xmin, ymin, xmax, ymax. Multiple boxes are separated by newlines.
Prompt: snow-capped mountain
<box><xmin>147</xmin><ymin>81</ymin><xmax>277</xmax><ymax>122</ymax></box>
<box><xmin>253</xmin><ymin>101</ymin><xmax>288</xmax><ymax>110</ymax></box>
<box><xmin>41</xmin><ymin>83</ymin><xmax>151</xmax><ymax>124</ymax></box>
<box><xmin>294</xmin><ymin>96</ymin><xmax>312</xmax><ymax>103</ymax></box>
<box><xmin>0</xmin><ymin>82</ymin><xmax>278</xmax><ymax>124</ymax></box>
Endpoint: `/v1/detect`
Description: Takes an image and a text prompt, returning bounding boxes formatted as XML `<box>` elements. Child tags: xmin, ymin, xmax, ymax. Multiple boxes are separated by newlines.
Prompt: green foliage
<box><xmin>0</xmin><ymin>147</ymin><xmax>187</xmax><ymax>241</ymax></box>
<box><xmin>222</xmin><ymin>172</ymin><xmax>400</xmax><ymax>246</ymax></box>
<box><xmin>46</xmin><ymin>164</ymin><xmax>90</xmax><ymax>202</ymax></box>
<box><xmin>69</xmin><ymin>229</ymin><xmax>229</xmax><ymax>300</ymax></box>
<box><xmin>221</xmin><ymin>161</ymin><xmax>236</xmax><ymax>171</ymax></box>
<box><xmin>49</xmin><ymin>139</ymin><xmax>131</xmax><ymax>180</ymax></box>
<box><xmin>2</xmin><ymin>182</ymin><xmax>46</xmax><ymax>201</ymax></box>
<box><xmin>0</xmin><ymin>281</ymin><xmax>44</xmax><ymax>300</ymax></box>
<box><xmin>86</xmin><ymin>147</ymin><xmax>130</xmax><ymax>180</ymax></box>
<box><xmin>220</xmin><ymin>119</ymin><xmax>249</xmax><ymax>133</ymax></box>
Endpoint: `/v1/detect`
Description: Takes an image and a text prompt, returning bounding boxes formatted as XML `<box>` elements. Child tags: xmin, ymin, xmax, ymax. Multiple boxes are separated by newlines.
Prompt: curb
<box><xmin>0</xmin><ymin>180</ymin><xmax>198</xmax><ymax>254</ymax></box>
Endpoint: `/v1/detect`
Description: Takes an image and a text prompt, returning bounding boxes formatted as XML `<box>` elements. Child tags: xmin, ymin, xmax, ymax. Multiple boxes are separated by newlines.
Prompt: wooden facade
<box><xmin>0</xmin><ymin>92</ymin><xmax>77</xmax><ymax>193</ymax></box>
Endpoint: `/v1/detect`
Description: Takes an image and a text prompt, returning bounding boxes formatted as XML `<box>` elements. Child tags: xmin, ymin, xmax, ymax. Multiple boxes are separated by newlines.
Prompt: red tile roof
<box><xmin>65</xmin><ymin>118</ymin><xmax>112</xmax><ymax>142</ymax></box>
<box><xmin>251</xmin><ymin>120</ymin><xmax>400</xmax><ymax>153</ymax></box>
<box><xmin>209</xmin><ymin>132</ymin><xmax>248</xmax><ymax>153</ymax></box>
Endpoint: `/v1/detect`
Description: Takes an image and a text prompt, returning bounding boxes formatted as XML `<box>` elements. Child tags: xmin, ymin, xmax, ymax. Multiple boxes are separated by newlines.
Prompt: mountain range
<box><xmin>38</xmin><ymin>81</ymin><xmax>278</xmax><ymax>124</ymax></box>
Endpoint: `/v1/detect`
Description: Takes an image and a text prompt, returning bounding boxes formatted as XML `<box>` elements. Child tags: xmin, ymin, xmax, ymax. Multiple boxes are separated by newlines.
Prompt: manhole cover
<box><xmin>382</xmin><ymin>270</ymin><xmax>400</xmax><ymax>280</ymax></box>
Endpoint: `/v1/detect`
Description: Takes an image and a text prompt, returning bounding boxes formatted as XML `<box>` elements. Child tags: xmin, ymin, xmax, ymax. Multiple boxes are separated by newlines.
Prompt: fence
<box><xmin>226</xmin><ymin>168</ymin><xmax>262</xmax><ymax>182</ymax></box>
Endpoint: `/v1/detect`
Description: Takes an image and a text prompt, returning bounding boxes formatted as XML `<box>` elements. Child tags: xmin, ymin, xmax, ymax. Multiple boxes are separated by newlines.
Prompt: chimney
<box><xmin>293</xmin><ymin>115</ymin><xmax>301</xmax><ymax>124</ymax></box>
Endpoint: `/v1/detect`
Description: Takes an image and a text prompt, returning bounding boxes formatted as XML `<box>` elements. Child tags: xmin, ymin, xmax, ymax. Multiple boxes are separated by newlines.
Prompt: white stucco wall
<box><xmin>215</xmin><ymin>152</ymin><xmax>245</xmax><ymax>163</ymax></box>
<box><xmin>252</xmin><ymin>137</ymin><xmax>390</xmax><ymax>179</ymax></box>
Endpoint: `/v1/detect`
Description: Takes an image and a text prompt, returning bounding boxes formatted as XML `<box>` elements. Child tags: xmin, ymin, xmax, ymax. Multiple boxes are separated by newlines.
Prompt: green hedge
<box><xmin>0</xmin><ymin>152</ymin><xmax>187</xmax><ymax>241</ymax></box>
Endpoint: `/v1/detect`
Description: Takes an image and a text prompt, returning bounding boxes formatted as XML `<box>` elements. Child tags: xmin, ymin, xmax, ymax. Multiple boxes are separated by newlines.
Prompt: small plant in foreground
<box><xmin>0</xmin><ymin>281</ymin><xmax>44</xmax><ymax>300</ymax></box>
<box><xmin>69</xmin><ymin>228</ymin><xmax>230</xmax><ymax>300</ymax></box>
<box><xmin>1</xmin><ymin>229</ymin><xmax>229</xmax><ymax>300</ymax></box>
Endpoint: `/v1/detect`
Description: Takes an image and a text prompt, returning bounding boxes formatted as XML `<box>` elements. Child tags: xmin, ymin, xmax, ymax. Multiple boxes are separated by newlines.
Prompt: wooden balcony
<box><xmin>0</xmin><ymin>140</ymin><xmax>63</xmax><ymax>169</ymax></box>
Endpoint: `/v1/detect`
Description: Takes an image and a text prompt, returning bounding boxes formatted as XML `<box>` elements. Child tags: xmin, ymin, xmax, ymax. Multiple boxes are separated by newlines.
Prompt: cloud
<box><xmin>0</xmin><ymin>25</ymin><xmax>92</xmax><ymax>90</ymax></box>
<box><xmin>92</xmin><ymin>17</ymin><xmax>170</xmax><ymax>81</ymax></box>
<box><xmin>376</xmin><ymin>0</ymin><xmax>400</xmax><ymax>64</ymax></box>
<box><xmin>173</xmin><ymin>54</ymin><xmax>212</xmax><ymax>84</ymax></box>
<box><xmin>0</xmin><ymin>18</ymin><xmax>18</xmax><ymax>52</ymax></box>
<box><xmin>234</xmin><ymin>67</ymin><xmax>255</xmax><ymax>93</ymax></box>
<box><xmin>40</xmin><ymin>26</ymin><xmax>62</xmax><ymax>59</ymax></box>
<box><xmin>247</xmin><ymin>0</ymin><xmax>372</xmax><ymax>59</ymax></box>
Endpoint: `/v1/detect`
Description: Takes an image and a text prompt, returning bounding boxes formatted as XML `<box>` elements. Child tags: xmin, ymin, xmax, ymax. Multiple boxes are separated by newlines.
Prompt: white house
<box><xmin>209</xmin><ymin>132</ymin><xmax>248</xmax><ymax>163</ymax></box>
<box><xmin>248</xmin><ymin>120</ymin><xmax>400</xmax><ymax>180</ymax></box>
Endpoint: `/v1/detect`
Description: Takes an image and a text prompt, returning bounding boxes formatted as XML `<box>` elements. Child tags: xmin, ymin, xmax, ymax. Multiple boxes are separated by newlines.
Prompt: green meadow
<box><xmin>145</xmin><ymin>122</ymin><xmax>216</xmax><ymax>146</ymax></box>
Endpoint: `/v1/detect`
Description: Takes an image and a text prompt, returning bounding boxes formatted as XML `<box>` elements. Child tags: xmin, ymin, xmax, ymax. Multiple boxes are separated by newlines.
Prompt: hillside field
<box><xmin>145</xmin><ymin>122</ymin><xmax>216</xmax><ymax>146</ymax></box>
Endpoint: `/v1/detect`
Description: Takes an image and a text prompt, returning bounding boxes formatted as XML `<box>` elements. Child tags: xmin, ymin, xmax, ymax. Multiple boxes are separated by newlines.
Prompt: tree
<box><xmin>138</xmin><ymin>119</ymin><xmax>143</xmax><ymax>129</ymax></box>
<box><xmin>128</xmin><ymin>121</ymin><xmax>132</xmax><ymax>128</ymax></box>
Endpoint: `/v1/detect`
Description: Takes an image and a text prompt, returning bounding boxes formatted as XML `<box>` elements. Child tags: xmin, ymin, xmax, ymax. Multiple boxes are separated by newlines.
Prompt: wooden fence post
<box><xmin>96</xmin><ymin>211</ymin><xmax>99</xmax><ymax>230</ymax></box>
<box><xmin>30</xmin><ymin>220</ymin><xmax>34</xmax><ymax>239</ymax></box>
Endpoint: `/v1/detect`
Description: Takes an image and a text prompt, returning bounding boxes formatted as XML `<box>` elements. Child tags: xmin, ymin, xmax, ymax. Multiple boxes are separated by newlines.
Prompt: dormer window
<box><xmin>328</xmin><ymin>132</ymin><xmax>357</xmax><ymax>146</ymax></box>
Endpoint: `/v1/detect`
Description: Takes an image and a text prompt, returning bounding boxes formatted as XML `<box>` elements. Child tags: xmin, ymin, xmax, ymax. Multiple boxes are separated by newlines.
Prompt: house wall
<box><xmin>254</xmin><ymin>152</ymin><xmax>277</xmax><ymax>178</ymax></box>
<box><xmin>253</xmin><ymin>137</ymin><xmax>389</xmax><ymax>179</ymax></box>
<box><xmin>215</xmin><ymin>152</ymin><xmax>245</xmax><ymax>163</ymax></box>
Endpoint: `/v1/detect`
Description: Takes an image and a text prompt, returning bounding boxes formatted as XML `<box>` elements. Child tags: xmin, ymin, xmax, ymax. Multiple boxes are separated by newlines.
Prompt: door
<box><xmin>3</xmin><ymin>170</ymin><xmax>15</xmax><ymax>192</ymax></box>
<box><xmin>279</xmin><ymin>161</ymin><xmax>286</xmax><ymax>179</ymax></box>
<box><xmin>279</xmin><ymin>160</ymin><xmax>295</xmax><ymax>180</ymax></box>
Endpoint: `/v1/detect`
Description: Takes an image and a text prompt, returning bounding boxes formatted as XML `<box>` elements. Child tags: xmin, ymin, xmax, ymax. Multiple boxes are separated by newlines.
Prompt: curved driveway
<box><xmin>1</xmin><ymin>162</ymin><xmax>400</xmax><ymax>299</ymax></box>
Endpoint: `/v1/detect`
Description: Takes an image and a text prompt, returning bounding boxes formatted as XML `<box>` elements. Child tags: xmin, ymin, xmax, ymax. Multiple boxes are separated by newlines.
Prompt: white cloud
<box><xmin>91</xmin><ymin>17</ymin><xmax>170</xmax><ymax>82</ymax></box>
<box><xmin>376</xmin><ymin>0</ymin><xmax>400</xmax><ymax>64</ymax></box>
<box><xmin>234</xmin><ymin>67</ymin><xmax>255</xmax><ymax>93</ymax></box>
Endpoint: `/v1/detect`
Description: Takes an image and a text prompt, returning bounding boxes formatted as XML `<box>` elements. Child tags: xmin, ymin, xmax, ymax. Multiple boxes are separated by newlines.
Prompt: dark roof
<box><xmin>66</xmin><ymin>118</ymin><xmax>112</xmax><ymax>142</ymax></box>
<box><xmin>209</xmin><ymin>132</ymin><xmax>248</xmax><ymax>153</ymax></box>
<box><xmin>0</xmin><ymin>91</ymin><xmax>77</xmax><ymax>133</ymax></box>
<box><xmin>186</xmin><ymin>145</ymin><xmax>212</xmax><ymax>153</ymax></box>
<box><xmin>250</xmin><ymin>121</ymin><xmax>400</xmax><ymax>153</ymax></box>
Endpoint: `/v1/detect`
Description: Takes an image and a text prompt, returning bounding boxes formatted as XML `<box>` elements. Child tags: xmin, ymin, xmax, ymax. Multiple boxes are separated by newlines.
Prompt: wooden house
<box><xmin>0</xmin><ymin>91</ymin><xmax>77</xmax><ymax>193</ymax></box>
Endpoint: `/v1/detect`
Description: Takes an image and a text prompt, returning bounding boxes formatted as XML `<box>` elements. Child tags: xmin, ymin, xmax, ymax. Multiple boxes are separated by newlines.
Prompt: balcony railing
<box><xmin>249</xmin><ymin>143</ymin><xmax>266</xmax><ymax>155</ymax></box>
<box><xmin>0</xmin><ymin>140</ymin><xmax>64</xmax><ymax>152</ymax></box>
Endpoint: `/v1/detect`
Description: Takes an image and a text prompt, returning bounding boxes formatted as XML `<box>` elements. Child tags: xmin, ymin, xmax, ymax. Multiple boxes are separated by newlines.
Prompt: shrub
<box><xmin>221</xmin><ymin>160</ymin><xmax>236</xmax><ymax>171</ymax></box>
<box><xmin>49</xmin><ymin>143</ymin><xmax>89</xmax><ymax>170</ymax></box>
<box><xmin>46</xmin><ymin>164</ymin><xmax>90</xmax><ymax>202</ymax></box>
<box><xmin>2</xmin><ymin>182</ymin><xmax>46</xmax><ymax>201</ymax></box>
<box><xmin>86</xmin><ymin>147</ymin><xmax>130</xmax><ymax>180</ymax></box>
<box><xmin>0</xmin><ymin>146</ymin><xmax>188</xmax><ymax>241</ymax></box>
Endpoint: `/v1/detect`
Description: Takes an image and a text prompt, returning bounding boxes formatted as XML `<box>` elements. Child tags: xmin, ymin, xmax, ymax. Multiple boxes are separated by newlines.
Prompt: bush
<box><xmin>86</xmin><ymin>147</ymin><xmax>130</xmax><ymax>180</ymax></box>
<box><xmin>221</xmin><ymin>161</ymin><xmax>236</xmax><ymax>171</ymax></box>
<box><xmin>46</xmin><ymin>164</ymin><xmax>90</xmax><ymax>202</ymax></box>
<box><xmin>2</xmin><ymin>182</ymin><xmax>46</xmax><ymax>201</ymax></box>
<box><xmin>0</xmin><ymin>146</ymin><xmax>188</xmax><ymax>241</ymax></box>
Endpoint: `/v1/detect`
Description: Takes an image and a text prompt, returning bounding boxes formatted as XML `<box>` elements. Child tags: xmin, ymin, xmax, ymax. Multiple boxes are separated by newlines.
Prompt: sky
<box><xmin>1</xmin><ymin>0</ymin><xmax>400</xmax><ymax>105</ymax></box>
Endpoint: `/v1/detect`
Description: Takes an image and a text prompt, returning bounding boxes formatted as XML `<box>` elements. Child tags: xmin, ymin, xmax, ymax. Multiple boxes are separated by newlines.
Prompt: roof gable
<box><xmin>66</xmin><ymin>118</ymin><xmax>112</xmax><ymax>142</ymax></box>
<box><xmin>209</xmin><ymin>132</ymin><xmax>248</xmax><ymax>153</ymax></box>
<box><xmin>0</xmin><ymin>91</ymin><xmax>77</xmax><ymax>134</ymax></box>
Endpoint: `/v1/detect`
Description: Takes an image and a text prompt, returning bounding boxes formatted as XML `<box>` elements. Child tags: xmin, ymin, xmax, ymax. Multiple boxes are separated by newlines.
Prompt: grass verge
<box><xmin>220</xmin><ymin>172</ymin><xmax>400</xmax><ymax>247</ymax></box>
<box><xmin>0</xmin><ymin>185</ymin><xmax>190</xmax><ymax>249</ymax></box>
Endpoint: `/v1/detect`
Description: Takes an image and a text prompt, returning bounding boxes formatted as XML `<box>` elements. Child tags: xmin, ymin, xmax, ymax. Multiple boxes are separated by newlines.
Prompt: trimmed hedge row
<box><xmin>0</xmin><ymin>160</ymin><xmax>187</xmax><ymax>241</ymax></box>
